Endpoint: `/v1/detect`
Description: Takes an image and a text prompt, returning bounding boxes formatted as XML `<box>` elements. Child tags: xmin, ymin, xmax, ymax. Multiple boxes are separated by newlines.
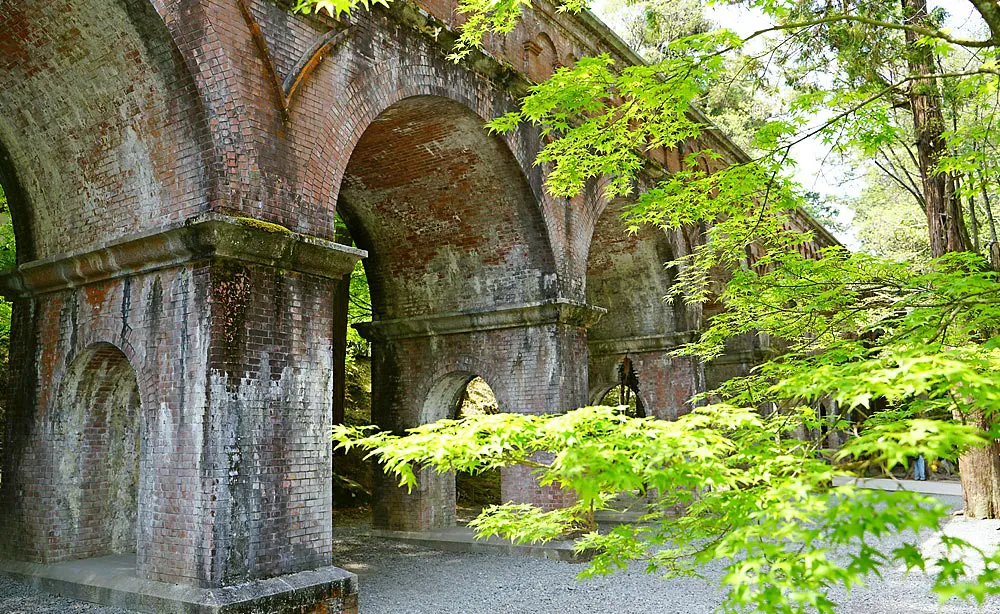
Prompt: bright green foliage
<box><xmin>296</xmin><ymin>0</ymin><xmax>585</xmax><ymax>59</ymax></box>
<box><xmin>346</xmin><ymin>259</ymin><xmax>371</xmax><ymax>359</ymax></box>
<box><xmin>333</xmin><ymin>214</ymin><xmax>372</xmax><ymax>360</ymax></box>
<box><xmin>0</xmin><ymin>184</ymin><xmax>13</xmax><ymax>443</ymax></box>
<box><xmin>487</xmin><ymin>33</ymin><xmax>802</xmax><ymax>302</ymax></box>
<box><xmin>335</xmin><ymin>239</ymin><xmax>1000</xmax><ymax>613</ymax></box>
<box><xmin>293</xmin><ymin>0</ymin><xmax>389</xmax><ymax>19</ymax></box>
<box><xmin>0</xmin><ymin>186</ymin><xmax>12</xmax><ymax>271</ymax></box>
<box><xmin>488</xmin><ymin>34</ymin><xmax>737</xmax><ymax>199</ymax></box>
<box><xmin>686</xmin><ymin>249</ymin><xmax>1000</xmax><ymax>450</ymax></box>
<box><xmin>593</xmin><ymin>0</ymin><xmax>780</xmax><ymax>153</ymax></box>
<box><xmin>334</xmin><ymin>403</ymin><xmax>997</xmax><ymax>612</ymax></box>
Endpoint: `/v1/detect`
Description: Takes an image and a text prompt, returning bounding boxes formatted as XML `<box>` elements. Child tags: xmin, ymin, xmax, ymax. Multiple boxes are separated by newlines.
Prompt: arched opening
<box><xmin>331</xmin><ymin>95</ymin><xmax>554</xmax><ymax>528</ymax></box>
<box><xmin>596</xmin><ymin>370</ymin><xmax>646</xmax><ymax>419</ymax></box>
<box><xmin>331</xmin><ymin>212</ymin><xmax>375</xmax><ymax>512</ymax></box>
<box><xmin>598</xmin><ymin>384</ymin><xmax>645</xmax><ymax>417</ymax></box>
<box><xmin>420</xmin><ymin>372</ymin><xmax>503</xmax><ymax>524</ymax></box>
<box><xmin>585</xmin><ymin>200</ymin><xmax>700</xmax><ymax>421</ymax></box>
<box><xmin>335</xmin><ymin>94</ymin><xmax>556</xmax><ymax>320</ymax></box>
<box><xmin>454</xmin><ymin>377</ymin><xmax>502</xmax><ymax>518</ymax></box>
<box><xmin>585</xmin><ymin>200</ymin><xmax>687</xmax><ymax>341</ymax></box>
<box><xmin>0</xmin><ymin>141</ymin><xmax>26</xmax><ymax>488</ymax></box>
<box><xmin>52</xmin><ymin>343</ymin><xmax>142</xmax><ymax>562</ymax></box>
<box><xmin>599</xmin><ymin>385</ymin><xmax>645</xmax><ymax>418</ymax></box>
<box><xmin>525</xmin><ymin>32</ymin><xmax>559</xmax><ymax>82</ymax></box>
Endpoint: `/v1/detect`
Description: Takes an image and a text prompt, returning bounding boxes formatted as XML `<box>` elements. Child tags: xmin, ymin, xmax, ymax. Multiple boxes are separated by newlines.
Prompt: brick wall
<box><xmin>204</xmin><ymin>261</ymin><xmax>337</xmax><ymax>585</ymax></box>
<box><xmin>589</xmin><ymin>352</ymin><xmax>704</xmax><ymax>421</ymax></box>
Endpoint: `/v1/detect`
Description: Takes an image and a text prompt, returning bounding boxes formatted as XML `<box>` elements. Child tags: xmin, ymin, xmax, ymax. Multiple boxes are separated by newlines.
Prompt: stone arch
<box><xmin>585</xmin><ymin>199</ymin><xmax>689</xmax><ymax>341</ymax></box>
<box><xmin>300</xmin><ymin>60</ymin><xmax>550</xmax><ymax>238</ymax></box>
<box><xmin>421</xmin><ymin>371</ymin><xmax>477</xmax><ymax>424</ymax></box>
<box><xmin>417</xmin><ymin>368</ymin><xmax>504</xmax><ymax>520</ymax></box>
<box><xmin>590</xmin><ymin>380</ymin><xmax>650</xmax><ymax>420</ymax></box>
<box><xmin>0</xmin><ymin>140</ymin><xmax>34</xmax><ymax>265</ymax></box>
<box><xmin>584</xmin><ymin>197</ymin><xmax>706</xmax><ymax>421</ymax></box>
<box><xmin>419</xmin><ymin>361</ymin><xmax>505</xmax><ymax>424</ymax></box>
<box><xmin>49</xmin><ymin>342</ymin><xmax>144</xmax><ymax>562</ymax></box>
<box><xmin>327</xmin><ymin>85</ymin><xmax>565</xmax><ymax>531</ymax></box>
<box><xmin>64</xmin><ymin>311</ymin><xmax>157</xmax><ymax>408</ymax></box>
<box><xmin>0</xmin><ymin>0</ymin><xmax>214</xmax><ymax>261</ymax></box>
<box><xmin>334</xmin><ymin>94</ymin><xmax>559</xmax><ymax>319</ymax></box>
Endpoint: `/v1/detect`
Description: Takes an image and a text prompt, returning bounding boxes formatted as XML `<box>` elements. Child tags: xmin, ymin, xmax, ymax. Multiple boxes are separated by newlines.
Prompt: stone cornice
<box><xmin>587</xmin><ymin>331</ymin><xmax>698</xmax><ymax>357</ymax></box>
<box><xmin>0</xmin><ymin>213</ymin><xmax>366</xmax><ymax>298</ymax></box>
<box><xmin>355</xmin><ymin>299</ymin><xmax>606</xmax><ymax>340</ymax></box>
<box><xmin>706</xmin><ymin>349</ymin><xmax>767</xmax><ymax>366</ymax></box>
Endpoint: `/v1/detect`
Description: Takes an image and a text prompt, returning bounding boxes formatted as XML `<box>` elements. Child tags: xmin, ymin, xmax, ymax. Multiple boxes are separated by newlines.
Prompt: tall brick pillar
<box><xmin>0</xmin><ymin>215</ymin><xmax>363</xmax><ymax>613</ymax></box>
<box><xmin>358</xmin><ymin>299</ymin><xmax>603</xmax><ymax>531</ymax></box>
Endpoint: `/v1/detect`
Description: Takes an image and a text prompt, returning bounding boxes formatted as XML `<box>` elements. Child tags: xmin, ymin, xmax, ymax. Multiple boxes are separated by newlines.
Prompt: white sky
<box><xmin>591</xmin><ymin>0</ymin><xmax>988</xmax><ymax>246</ymax></box>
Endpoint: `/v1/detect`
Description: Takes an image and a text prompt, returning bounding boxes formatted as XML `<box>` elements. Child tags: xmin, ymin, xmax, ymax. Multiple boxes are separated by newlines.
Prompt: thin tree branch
<box><xmin>732</xmin><ymin>13</ymin><xmax>1000</xmax><ymax>55</ymax></box>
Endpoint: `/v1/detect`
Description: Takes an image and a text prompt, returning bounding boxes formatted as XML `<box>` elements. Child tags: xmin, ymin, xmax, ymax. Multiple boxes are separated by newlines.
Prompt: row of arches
<box><xmin>0</xmin><ymin>87</ymin><xmax>676</xmax><ymax>535</ymax></box>
<box><xmin>0</xmin><ymin>0</ymin><xmax>699</xmax><ymax>586</ymax></box>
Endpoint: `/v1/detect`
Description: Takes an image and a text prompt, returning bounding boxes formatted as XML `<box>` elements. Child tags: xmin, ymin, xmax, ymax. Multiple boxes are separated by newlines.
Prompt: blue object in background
<box><xmin>914</xmin><ymin>455</ymin><xmax>927</xmax><ymax>481</ymax></box>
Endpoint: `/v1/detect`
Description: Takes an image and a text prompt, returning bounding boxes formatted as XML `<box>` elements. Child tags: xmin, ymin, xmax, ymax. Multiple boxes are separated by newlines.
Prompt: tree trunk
<box><xmin>903</xmin><ymin>0</ymin><xmax>999</xmax><ymax>518</ymax></box>
<box><xmin>956</xmin><ymin>410</ymin><xmax>1000</xmax><ymax>518</ymax></box>
<box><xmin>903</xmin><ymin>0</ymin><xmax>970</xmax><ymax>258</ymax></box>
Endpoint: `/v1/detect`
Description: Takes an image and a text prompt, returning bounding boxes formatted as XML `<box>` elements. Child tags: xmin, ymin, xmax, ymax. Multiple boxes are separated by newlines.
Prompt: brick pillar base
<box><xmin>372</xmin><ymin>467</ymin><xmax>457</xmax><ymax>531</ymax></box>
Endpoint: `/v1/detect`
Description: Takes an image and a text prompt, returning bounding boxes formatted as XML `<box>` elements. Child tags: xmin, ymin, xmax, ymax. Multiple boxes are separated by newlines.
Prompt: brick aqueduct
<box><xmin>0</xmin><ymin>0</ymin><xmax>836</xmax><ymax>611</ymax></box>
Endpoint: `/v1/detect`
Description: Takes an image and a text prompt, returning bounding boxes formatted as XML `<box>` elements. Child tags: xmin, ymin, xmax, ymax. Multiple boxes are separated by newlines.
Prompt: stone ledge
<box><xmin>367</xmin><ymin>527</ymin><xmax>592</xmax><ymax>563</ymax></box>
<box><xmin>831</xmin><ymin>476</ymin><xmax>963</xmax><ymax>497</ymax></box>
<box><xmin>706</xmin><ymin>348</ymin><xmax>767</xmax><ymax>366</ymax></box>
<box><xmin>588</xmin><ymin>331</ymin><xmax>699</xmax><ymax>357</ymax></box>
<box><xmin>355</xmin><ymin>299</ymin><xmax>606</xmax><ymax>340</ymax></box>
<box><xmin>0</xmin><ymin>554</ymin><xmax>358</xmax><ymax>614</ymax></box>
<box><xmin>0</xmin><ymin>213</ymin><xmax>366</xmax><ymax>298</ymax></box>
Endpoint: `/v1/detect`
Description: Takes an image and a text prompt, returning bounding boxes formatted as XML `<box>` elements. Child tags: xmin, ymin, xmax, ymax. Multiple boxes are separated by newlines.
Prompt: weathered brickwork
<box><xmin>338</xmin><ymin>95</ymin><xmax>558</xmax><ymax>319</ymax></box>
<box><xmin>0</xmin><ymin>217</ymin><xmax>361</xmax><ymax>613</ymax></box>
<box><xmin>0</xmin><ymin>0</ymin><xmax>838</xmax><ymax>610</ymax></box>
<box><xmin>1</xmin><ymin>265</ymin><xmax>213</xmax><ymax>582</ymax></box>
<box><xmin>360</xmin><ymin>314</ymin><xmax>591</xmax><ymax>529</ymax></box>
<box><xmin>0</xmin><ymin>0</ymin><xmax>213</xmax><ymax>262</ymax></box>
<box><xmin>204</xmin><ymin>261</ymin><xmax>338</xmax><ymax>586</ymax></box>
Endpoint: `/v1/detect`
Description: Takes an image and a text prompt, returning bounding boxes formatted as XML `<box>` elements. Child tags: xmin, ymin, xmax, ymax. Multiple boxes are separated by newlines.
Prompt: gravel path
<box><xmin>334</xmin><ymin>514</ymin><xmax>1000</xmax><ymax>614</ymax></box>
<box><xmin>4</xmin><ymin>501</ymin><xmax>1000</xmax><ymax>613</ymax></box>
<box><xmin>0</xmin><ymin>579</ymin><xmax>134</xmax><ymax>614</ymax></box>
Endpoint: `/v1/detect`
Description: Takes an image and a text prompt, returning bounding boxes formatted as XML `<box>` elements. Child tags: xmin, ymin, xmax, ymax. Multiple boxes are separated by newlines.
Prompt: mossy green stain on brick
<box><xmin>234</xmin><ymin>216</ymin><xmax>292</xmax><ymax>235</ymax></box>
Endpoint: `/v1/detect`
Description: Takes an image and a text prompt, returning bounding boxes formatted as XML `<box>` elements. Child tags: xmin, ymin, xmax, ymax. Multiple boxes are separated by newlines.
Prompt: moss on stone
<box><xmin>235</xmin><ymin>216</ymin><xmax>292</xmax><ymax>235</ymax></box>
